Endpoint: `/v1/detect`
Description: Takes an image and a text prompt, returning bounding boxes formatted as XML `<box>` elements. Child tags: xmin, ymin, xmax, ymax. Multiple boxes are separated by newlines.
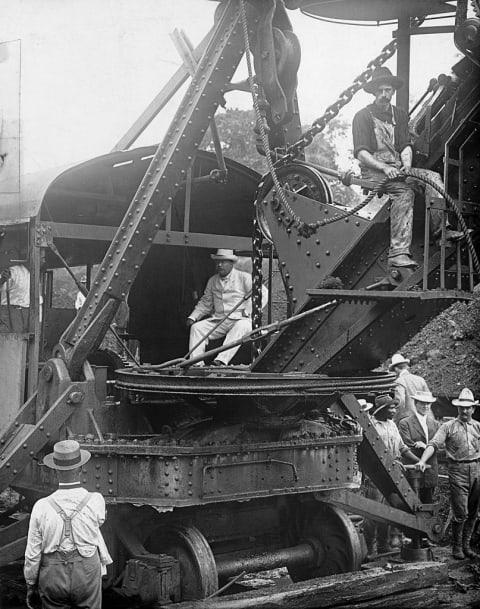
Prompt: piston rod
<box><xmin>215</xmin><ymin>542</ymin><xmax>317</xmax><ymax>579</ymax></box>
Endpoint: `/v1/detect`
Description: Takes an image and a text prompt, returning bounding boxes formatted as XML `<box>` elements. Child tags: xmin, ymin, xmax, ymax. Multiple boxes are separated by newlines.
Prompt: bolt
<box><xmin>67</xmin><ymin>391</ymin><xmax>84</xmax><ymax>404</ymax></box>
<box><xmin>42</xmin><ymin>365</ymin><xmax>54</xmax><ymax>382</ymax></box>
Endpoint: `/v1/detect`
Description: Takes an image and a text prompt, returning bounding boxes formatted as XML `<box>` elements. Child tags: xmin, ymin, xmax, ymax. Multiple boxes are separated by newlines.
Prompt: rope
<box><xmin>404</xmin><ymin>168</ymin><xmax>480</xmax><ymax>276</ymax></box>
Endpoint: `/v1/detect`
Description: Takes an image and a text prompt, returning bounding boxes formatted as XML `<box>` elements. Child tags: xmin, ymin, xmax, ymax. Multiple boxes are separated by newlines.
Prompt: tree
<box><xmin>203</xmin><ymin>109</ymin><xmax>268</xmax><ymax>175</ymax></box>
<box><xmin>204</xmin><ymin>109</ymin><xmax>360</xmax><ymax>206</ymax></box>
<box><xmin>304</xmin><ymin>117</ymin><xmax>361</xmax><ymax>207</ymax></box>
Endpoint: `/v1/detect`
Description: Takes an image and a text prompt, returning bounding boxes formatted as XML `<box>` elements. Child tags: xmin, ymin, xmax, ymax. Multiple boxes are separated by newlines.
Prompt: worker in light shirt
<box><xmin>416</xmin><ymin>388</ymin><xmax>480</xmax><ymax>560</ymax></box>
<box><xmin>186</xmin><ymin>249</ymin><xmax>267</xmax><ymax>366</ymax></box>
<box><xmin>363</xmin><ymin>393</ymin><xmax>419</xmax><ymax>554</ymax></box>
<box><xmin>24</xmin><ymin>440</ymin><xmax>112</xmax><ymax>609</ymax></box>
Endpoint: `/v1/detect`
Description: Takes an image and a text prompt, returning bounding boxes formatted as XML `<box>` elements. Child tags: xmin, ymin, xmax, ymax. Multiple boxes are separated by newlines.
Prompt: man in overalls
<box><xmin>24</xmin><ymin>440</ymin><xmax>112</xmax><ymax>609</ymax></box>
<box><xmin>352</xmin><ymin>66</ymin><xmax>463</xmax><ymax>268</ymax></box>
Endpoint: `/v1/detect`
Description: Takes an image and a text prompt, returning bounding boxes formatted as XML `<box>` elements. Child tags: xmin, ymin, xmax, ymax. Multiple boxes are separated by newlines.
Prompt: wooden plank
<box><xmin>333</xmin><ymin>588</ymin><xmax>440</xmax><ymax>609</ymax></box>
<box><xmin>0</xmin><ymin>331</ymin><xmax>27</xmax><ymax>430</ymax></box>
<box><xmin>111</xmin><ymin>28</ymin><xmax>213</xmax><ymax>152</ymax></box>
<box><xmin>0</xmin><ymin>536</ymin><xmax>27</xmax><ymax>567</ymax></box>
<box><xmin>167</xmin><ymin>562</ymin><xmax>448</xmax><ymax>609</ymax></box>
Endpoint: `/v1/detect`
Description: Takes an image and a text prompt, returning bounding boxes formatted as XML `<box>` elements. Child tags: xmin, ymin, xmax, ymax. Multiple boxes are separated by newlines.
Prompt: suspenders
<box><xmin>47</xmin><ymin>492</ymin><xmax>92</xmax><ymax>550</ymax></box>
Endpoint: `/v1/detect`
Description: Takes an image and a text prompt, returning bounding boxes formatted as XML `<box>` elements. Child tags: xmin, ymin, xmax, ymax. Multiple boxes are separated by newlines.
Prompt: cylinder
<box><xmin>215</xmin><ymin>542</ymin><xmax>316</xmax><ymax>579</ymax></box>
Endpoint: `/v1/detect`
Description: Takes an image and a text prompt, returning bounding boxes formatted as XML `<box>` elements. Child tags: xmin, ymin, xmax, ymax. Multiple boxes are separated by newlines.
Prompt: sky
<box><xmin>0</xmin><ymin>0</ymin><xmax>465</xmax><ymax>174</ymax></box>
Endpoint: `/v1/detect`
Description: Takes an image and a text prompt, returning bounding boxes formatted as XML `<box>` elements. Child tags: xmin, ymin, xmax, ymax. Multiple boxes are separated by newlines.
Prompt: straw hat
<box><xmin>211</xmin><ymin>249</ymin><xmax>237</xmax><ymax>262</ymax></box>
<box><xmin>43</xmin><ymin>440</ymin><xmax>91</xmax><ymax>471</ymax></box>
<box><xmin>452</xmin><ymin>388</ymin><xmax>479</xmax><ymax>407</ymax></box>
<box><xmin>388</xmin><ymin>353</ymin><xmax>410</xmax><ymax>370</ymax></box>
<box><xmin>411</xmin><ymin>390</ymin><xmax>436</xmax><ymax>404</ymax></box>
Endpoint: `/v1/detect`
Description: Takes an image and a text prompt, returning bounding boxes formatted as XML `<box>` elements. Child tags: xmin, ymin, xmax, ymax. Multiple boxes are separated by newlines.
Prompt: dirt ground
<box><xmin>394</xmin><ymin>290</ymin><xmax>480</xmax><ymax>400</ymax></box>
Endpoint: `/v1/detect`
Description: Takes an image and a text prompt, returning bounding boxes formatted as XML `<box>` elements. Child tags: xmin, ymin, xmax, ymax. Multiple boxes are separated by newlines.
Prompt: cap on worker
<box><xmin>371</xmin><ymin>393</ymin><xmax>399</xmax><ymax>416</ymax></box>
<box><xmin>363</xmin><ymin>66</ymin><xmax>404</xmax><ymax>94</ymax></box>
<box><xmin>211</xmin><ymin>248</ymin><xmax>238</xmax><ymax>262</ymax></box>
<box><xmin>412</xmin><ymin>390</ymin><xmax>436</xmax><ymax>403</ymax></box>
<box><xmin>388</xmin><ymin>353</ymin><xmax>410</xmax><ymax>370</ymax></box>
<box><xmin>43</xmin><ymin>440</ymin><xmax>91</xmax><ymax>470</ymax></box>
<box><xmin>452</xmin><ymin>388</ymin><xmax>479</xmax><ymax>407</ymax></box>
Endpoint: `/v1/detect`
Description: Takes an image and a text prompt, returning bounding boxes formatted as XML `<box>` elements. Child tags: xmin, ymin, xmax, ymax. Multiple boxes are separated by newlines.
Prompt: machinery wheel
<box><xmin>287</xmin><ymin>502</ymin><xmax>363</xmax><ymax>581</ymax></box>
<box><xmin>146</xmin><ymin>525</ymin><xmax>218</xmax><ymax>601</ymax></box>
<box><xmin>256</xmin><ymin>162</ymin><xmax>333</xmax><ymax>242</ymax></box>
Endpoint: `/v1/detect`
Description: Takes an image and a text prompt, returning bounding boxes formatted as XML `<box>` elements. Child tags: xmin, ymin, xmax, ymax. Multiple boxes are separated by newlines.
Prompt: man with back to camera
<box><xmin>24</xmin><ymin>440</ymin><xmax>112</xmax><ymax>609</ymax></box>
<box><xmin>186</xmin><ymin>249</ymin><xmax>267</xmax><ymax>366</ymax></box>
<box><xmin>352</xmin><ymin>66</ymin><xmax>464</xmax><ymax>269</ymax></box>
<box><xmin>416</xmin><ymin>388</ymin><xmax>480</xmax><ymax>560</ymax></box>
<box><xmin>389</xmin><ymin>353</ymin><xmax>431</xmax><ymax>422</ymax></box>
<box><xmin>0</xmin><ymin>263</ymin><xmax>30</xmax><ymax>332</ymax></box>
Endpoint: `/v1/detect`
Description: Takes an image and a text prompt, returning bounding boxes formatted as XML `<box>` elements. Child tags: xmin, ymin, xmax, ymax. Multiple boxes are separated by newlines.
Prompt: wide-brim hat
<box><xmin>371</xmin><ymin>393</ymin><xmax>399</xmax><ymax>416</ymax></box>
<box><xmin>357</xmin><ymin>398</ymin><xmax>373</xmax><ymax>412</ymax></box>
<box><xmin>452</xmin><ymin>387</ymin><xmax>479</xmax><ymax>407</ymax></box>
<box><xmin>363</xmin><ymin>66</ymin><xmax>404</xmax><ymax>94</ymax></box>
<box><xmin>43</xmin><ymin>440</ymin><xmax>91</xmax><ymax>471</ymax></box>
<box><xmin>211</xmin><ymin>248</ymin><xmax>238</xmax><ymax>262</ymax></box>
<box><xmin>388</xmin><ymin>353</ymin><xmax>410</xmax><ymax>370</ymax></box>
<box><xmin>412</xmin><ymin>390</ymin><xmax>436</xmax><ymax>404</ymax></box>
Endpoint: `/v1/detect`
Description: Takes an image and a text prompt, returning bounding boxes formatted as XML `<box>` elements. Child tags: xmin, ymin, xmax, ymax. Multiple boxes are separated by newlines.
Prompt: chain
<box><xmin>276</xmin><ymin>14</ymin><xmax>426</xmax><ymax>166</ymax></box>
<box><xmin>251</xmin><ymin>217</ymin><xmax>264</xmax><ymax>356</ymax></box>
<box><xmin>240</xmin><ymin>0</ymin><xmax>309</xmax><ymax>236</ymax></box>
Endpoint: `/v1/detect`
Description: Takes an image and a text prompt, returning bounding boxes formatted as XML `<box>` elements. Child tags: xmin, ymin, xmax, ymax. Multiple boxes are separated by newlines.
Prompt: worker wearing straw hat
<box><xmin>24</xmin><ymin>440</ymin><xmax>112</xmax><ymax>609</ymax></box>
<box><xmin>398</xmin><ymin>390</ymin><xmax>439</xmax><ymax>504</ymax></box>
<box><xmin>417</xmin><ymin>388</ymin><xmax>480</xmax><ymax>559</ymax></box>
<box><xmin>186</xmin><ymin>249</ymin><xmax>267</xmax><ymax>366</ymax></box>
<box><xmin>389</xmin><ymin>353</ymin><xmax>431</xmax><ymax>423</ymax></box>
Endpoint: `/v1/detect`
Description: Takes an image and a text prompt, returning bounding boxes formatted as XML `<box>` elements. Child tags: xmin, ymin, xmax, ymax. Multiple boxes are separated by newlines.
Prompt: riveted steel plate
<box><xmin>41</xmin><ymin>436</ymin><xmax>362</xmax><ymax>507</ymax></box>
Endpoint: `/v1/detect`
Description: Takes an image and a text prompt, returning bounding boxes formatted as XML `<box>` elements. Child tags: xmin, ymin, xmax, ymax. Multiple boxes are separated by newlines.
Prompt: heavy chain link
<box><xmin>276</xmin><ymin>14</ymin><xmax>426</xmax><ymax>166</ymax></box>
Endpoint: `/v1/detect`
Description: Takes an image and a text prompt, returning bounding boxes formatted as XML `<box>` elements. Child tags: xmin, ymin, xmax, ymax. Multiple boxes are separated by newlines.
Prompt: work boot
<box><xmin>452</xmin><ymin>521</ymin><xmax>465</xmax><ymax>560</ymax></box>
<box><xmin>462</xmin><ymin>518</ymin><xmax>480</xmax><ymax>559</ymax></box>
<box><xmin>388</xmin><ymin>254</ymin><xmax>418</xmax><ymax>268</ymax></box>
<box><xmin>445</xmin><ymin>229</ymin><xmax>465</xmax><ymax>241</ymax></box>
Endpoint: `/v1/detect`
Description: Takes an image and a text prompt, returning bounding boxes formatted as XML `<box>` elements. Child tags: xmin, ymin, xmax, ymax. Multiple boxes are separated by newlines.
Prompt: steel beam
<box><xmin>57</xmin><ymin>0</ymin><xmax>255</xmax><ymax>379</ymax></box>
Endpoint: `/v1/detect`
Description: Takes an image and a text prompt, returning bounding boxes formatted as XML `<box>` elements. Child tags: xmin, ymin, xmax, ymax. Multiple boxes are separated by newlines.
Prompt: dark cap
<box><xmin>371</xmin><ymin>393</ymin><xmax>399</xmax><ymax>416</ymax></box>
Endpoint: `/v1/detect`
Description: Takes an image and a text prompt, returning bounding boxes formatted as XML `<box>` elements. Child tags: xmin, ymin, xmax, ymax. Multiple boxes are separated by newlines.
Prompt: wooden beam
<box><xmin>111</xmin><ymin>28</ymin><xmax>213</xmax><ymax>152</ymax></box>
<box><xmin>166</xmin><ymin>561</ymin><xmax>448</xmax><ymax>609</ymax></box>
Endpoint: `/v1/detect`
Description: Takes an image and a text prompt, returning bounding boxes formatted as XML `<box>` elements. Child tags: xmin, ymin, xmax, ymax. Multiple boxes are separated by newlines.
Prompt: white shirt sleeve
<box><xmin>189</xmin><ymin>277</ymin><xmax>215</xmax><ymax>321</ymax></box>
<box><xmin>23</xmin><ymin>501</ymin><xmax>44</xmax><ymax>586</ymax></box>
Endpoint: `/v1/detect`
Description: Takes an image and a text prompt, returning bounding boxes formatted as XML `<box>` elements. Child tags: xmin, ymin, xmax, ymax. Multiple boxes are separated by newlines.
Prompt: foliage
<box><xmin>203</xmin><ymin>109</ymin><xmax>268</xmax><ymax>175</ymax></box>
<box><xmin>204</xmin><ymin>108</ymin><xmax>360</xmax><ymax>206</ymax></box>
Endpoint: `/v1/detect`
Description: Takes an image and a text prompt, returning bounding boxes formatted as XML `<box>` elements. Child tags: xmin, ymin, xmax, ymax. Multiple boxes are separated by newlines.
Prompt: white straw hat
<box><xmin>388</xmin><ymin>353</ymin><xmax>410</xmax><ymax>370</ymax></box>
<box><xmin>412</xmin><ymin>390</ymin><xmax>436</xmax><ymax>404</ymax></box>
<box><xmin>452</xmin><ymin>388</ymin><xmax>479</xmax><ymax>407</ymax></box>
<box><xmin>210</xmin><ymin>249</ymin><xmax>238</xmax><ymax>262</ymax></box>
